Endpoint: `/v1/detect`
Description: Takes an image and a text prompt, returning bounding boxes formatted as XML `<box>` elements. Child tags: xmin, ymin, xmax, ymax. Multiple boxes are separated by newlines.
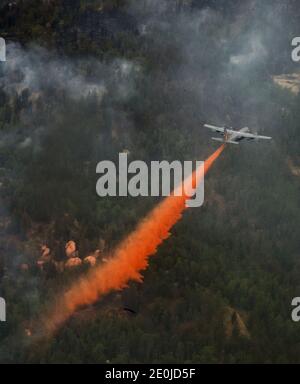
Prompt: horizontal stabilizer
<box><xmin>211</xmin><ymin>138</ymin><xmax>239</xmax><ymax>145</ymax></box>
<box><xmin>226</xmin><ymin>140</ymin><xmax>239</xmax><ymax>145</ymax></box>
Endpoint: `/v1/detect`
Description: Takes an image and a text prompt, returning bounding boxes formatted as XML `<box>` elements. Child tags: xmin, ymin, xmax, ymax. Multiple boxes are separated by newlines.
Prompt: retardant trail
<box><xmin>44</xmin><ymin>145</ymin><xmax>225</xmax><ymax>334</ymax></box>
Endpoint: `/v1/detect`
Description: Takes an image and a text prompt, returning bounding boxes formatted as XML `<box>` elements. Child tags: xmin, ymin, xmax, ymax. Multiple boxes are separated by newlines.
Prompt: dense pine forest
<box><xmin>0</xmin><ymin>0</ymin><xmax>300</xmax><ymax>363</ymax></box>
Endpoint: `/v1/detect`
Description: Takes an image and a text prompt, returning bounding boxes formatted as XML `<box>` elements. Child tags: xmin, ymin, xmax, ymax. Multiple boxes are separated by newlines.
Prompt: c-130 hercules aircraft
<box><xmin>204</xmin><ymin>124</ymin><xmax>272</xmax><ymax>145</ymax></box>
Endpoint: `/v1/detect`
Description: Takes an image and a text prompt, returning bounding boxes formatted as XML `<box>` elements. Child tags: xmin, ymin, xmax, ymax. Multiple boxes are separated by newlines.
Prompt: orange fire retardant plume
<box><xmin>44</xmin><ymin>145</ymin><xmax>225</xmax><ymax>334</ymax></box>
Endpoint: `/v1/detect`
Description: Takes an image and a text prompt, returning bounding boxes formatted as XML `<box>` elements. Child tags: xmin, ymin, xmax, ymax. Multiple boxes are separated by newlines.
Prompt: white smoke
<box><xmin>230</xmin><ymin>35</ymin><xmax>268</xmax><ymax>67</ymax></box>
<box><xmin>1</xmin><ymin>44</ymin><xmax>107</xmax><ymax>101</ymax></box>
<box><xmin>1</xmin><ymin>43</ymin><xmax>141</xmax><ymax>102</ymax></box>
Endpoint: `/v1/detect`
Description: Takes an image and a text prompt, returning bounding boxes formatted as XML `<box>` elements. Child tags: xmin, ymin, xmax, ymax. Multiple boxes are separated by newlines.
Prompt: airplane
<box><xmin>204</xmin><ymin>124</ymin><xmax>272</xmax><ymax>145</ymax></box>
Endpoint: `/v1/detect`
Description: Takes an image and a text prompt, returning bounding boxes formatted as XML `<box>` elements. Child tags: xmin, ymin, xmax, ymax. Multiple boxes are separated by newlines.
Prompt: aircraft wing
<box><xmin>226</xmin><ymin>129</ymin><xmax>272</xmax><ymax>140</ymax></box>
<box><xmin>204</xmin><ymin>124</ymin><xmax>226</xmax><ymax>133</ymax></box>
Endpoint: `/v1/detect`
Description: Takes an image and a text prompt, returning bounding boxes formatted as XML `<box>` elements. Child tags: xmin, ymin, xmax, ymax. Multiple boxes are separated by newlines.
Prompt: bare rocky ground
<box><xmin>273</xmin><ymin>73</ymin><xmax>300</xmax><ymax>95</ymax></box>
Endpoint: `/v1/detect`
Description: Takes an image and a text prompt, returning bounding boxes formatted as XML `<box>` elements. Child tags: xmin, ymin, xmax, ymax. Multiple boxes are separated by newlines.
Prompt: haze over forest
<box><xmin>0</xmin><ymin>0</ymin><xmax>300</xmax><ymax>363</ymax></box>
